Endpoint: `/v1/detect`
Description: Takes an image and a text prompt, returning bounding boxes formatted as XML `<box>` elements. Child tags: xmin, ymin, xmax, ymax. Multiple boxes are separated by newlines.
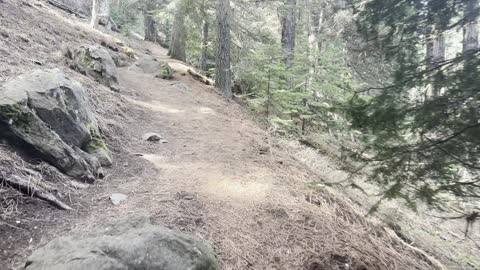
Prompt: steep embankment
<box><xmin>1</xmin><ymin>1</ymin><xmax>442</xmax><ymax>269</ymax></box>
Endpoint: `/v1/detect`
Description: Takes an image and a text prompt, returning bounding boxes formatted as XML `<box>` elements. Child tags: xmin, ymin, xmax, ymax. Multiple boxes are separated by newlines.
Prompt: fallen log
<box><xmin>2</xmin><ymin>175</ymin><xmax>73</xmax><ymax>210</ymax></box>
<box><xmin>187</xmin><ymin>68</ymin><xmax>214</xmax><ymax>86</ymax></box>
<box><xmin>47</xmin><ymin>0</ymin><xmax>87</xmax><ymax>19</ymax></box>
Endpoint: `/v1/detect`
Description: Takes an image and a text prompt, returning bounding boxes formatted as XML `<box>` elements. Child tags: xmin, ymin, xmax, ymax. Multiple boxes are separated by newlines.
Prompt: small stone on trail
<box><xmin>110</xmin><ymin>193</ymin><xmax>128</xmax><ymax>206</ymax></box>
<box><xmin>143</xmin><ymin>133</ymin><xmax>163</xmax><ymax>142</ymax></box>
<box><xmin>259</xmin><ymin>146</ymin><xmax>269</xmax><ymax>155</ymax></box>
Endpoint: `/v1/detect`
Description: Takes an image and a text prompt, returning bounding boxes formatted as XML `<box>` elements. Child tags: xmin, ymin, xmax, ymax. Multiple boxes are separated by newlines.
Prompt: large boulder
<box><xmin>0</xmin><ymin>68</ymin><xmax>110</xmax><ymax>182</ymax></box>
<box><xmin>135</xmin><ymin>56</ymin><xmax>174</xmax><ymax>79</ymax></box>
<box><xmin>25</xmin><ymin>218</ymin><xmax>220</xmax><ymax>270</ymax></box>
<box><xmin>8</xmin><ymin>68</ymin><xmax>98</xmax><ymax>147</ymax></box>
<box><xmin>65</xmin><ymin>44</ymin><xmax>120</xmax><ymax>92</ymax></box>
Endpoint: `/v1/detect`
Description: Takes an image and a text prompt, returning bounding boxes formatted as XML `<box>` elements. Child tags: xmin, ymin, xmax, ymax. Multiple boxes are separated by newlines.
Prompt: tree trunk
<box><xmin>168</xmin><ymin>7</ymin><xmax>187</xmax><ymax>62</ymax></box>
<box><xmin>200</xmin><ymin>20</ymin><xmax>209</xmax><ymax>71</ymax></box>
<box><xmin>464</xmin><ymin>24</ymin><xmax>479</xmax><ymax>52</ymax></box>
<box><xmin>144</xmin><ymin>11</ymin><xmax>157</xmax><ymax>43</ymax></box>
<box><xmin>426</xmin><ymin>32</ymin><xmax>445</xmax><ymax>67</ymax></box>
<box><xmin>308</xmin><ymin>2</ymin><xmax>324</xmax><ymax>86</ymax></box>
<box><xmin>215</xmin><ymin>0</ymin><xmax>232</xmax><ymax>98</ymax></box>
<box><xmin>91</xmin><ymin>0</ymin><xmax>99</xmax><ymax>27</ymax></box>
<box><xmin>91</xmin><ymin>0</ymin><xmax>110</xmax><ymax>29</ymax></box>
<box><xmin>463</xmin><ymin>0</ymin><xmax>479</xmax><ymax>116</ymax></box>
<box><xmin>311</xmin><ymin>7</ymin><xmax>324</xmax><ymax>53</ymax></box>
<box><xmin>281</xmin><ymin>0</ymin><xmax>297</xmax><ymax>70</ymax></box>
<box><xmin>464</xmin><ymin>0</ymin><xmax>479</xmax><ymax>53</ymax></box>
<box><xmin>426</xmin><ymin>21</ymin><xmax>445</xmax><ymax>97</ymax></box>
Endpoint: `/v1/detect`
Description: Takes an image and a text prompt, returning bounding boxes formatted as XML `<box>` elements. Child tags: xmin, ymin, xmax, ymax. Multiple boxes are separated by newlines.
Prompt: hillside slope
<box><xmin>0</xmin><ymin>1</ymin><xmax>445</xmax><ymax>269</ymax></box>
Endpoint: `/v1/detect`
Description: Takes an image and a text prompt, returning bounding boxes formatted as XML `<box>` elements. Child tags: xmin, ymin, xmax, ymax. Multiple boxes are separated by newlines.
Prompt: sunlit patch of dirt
<box><xmin>196</xmin><ymin>107</ymin><xmax>216</xmax><ymax>115</ymax></box>
<box><xmin>202</xmin><ymin>177</ymin><xmax>270</xmax><ymax>203</ymax></box>
<box><xmin>141</xmin><ymin>154</ymin><xmax>271</xmax><ymax>203</ymax></box>
<box><xmin>124</xmin><ymin>97</ymin><xmax>184</xmax><ymax>114</ymax></box>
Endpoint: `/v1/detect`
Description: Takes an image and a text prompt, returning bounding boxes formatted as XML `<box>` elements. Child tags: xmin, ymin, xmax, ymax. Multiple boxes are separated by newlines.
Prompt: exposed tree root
<box><xmin>2</xmin><ymin>175</ymin><xmax>72</xmax><ymax>210</ymax></box>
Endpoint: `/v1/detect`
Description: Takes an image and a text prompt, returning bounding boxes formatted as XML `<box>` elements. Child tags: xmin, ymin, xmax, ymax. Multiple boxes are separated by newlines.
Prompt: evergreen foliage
<box><xmin>351</xmin><ymin>0</ymin><xmax>480</xmax><ymax>210</ymax></box>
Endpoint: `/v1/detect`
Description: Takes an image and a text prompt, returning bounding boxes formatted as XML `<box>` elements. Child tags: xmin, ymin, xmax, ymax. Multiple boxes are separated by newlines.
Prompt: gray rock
<box><xmin>90</xmin><ymin>148</ymin><xmax>113</xmax><ymax>167</ymax></box>
<box><xmin>25</xmin><ymin>217</ymin><xmax>219</xmax><ymax>270</ymax></box>
<box><xmin>74</xmin><ymin>147</ymin><xmax>101</xmax><ymax>177</ymax></box>
<box><xmin>111</xmin><ymin>52</ymin><xmax>131</xmax><ymax>67</ymax></box>
<box><xmin>142</xmin><ymin>132</ymin><xmax>162</xmax><ymax>142</ymax></box>
<box><xmin>0</xmin><ymin>69</ymin><xmax>108</xmax><ymax>181</ymax></box>
<box><xmin>110</xmin><ymin>193</ymin><xmax>128</xmax><ymax>205</ymax></box>
<box><xmin>135</xmin><ymin>57</ymin><xmax>163</xmax><ymax>73</ymax></box>
<box><xmin>7</xmin><ymin>68</ymin><xmax>98</xmax><ymax>147</ymax></box>
<box><xmin>65</xmin><ymin>44</ymin><xmax>120</xmax><ymax>92</ymax></box>
<box><xmin>135</xmin><ymin>57</ymin><xmax>174</xmax><ymax>79</ymax></box>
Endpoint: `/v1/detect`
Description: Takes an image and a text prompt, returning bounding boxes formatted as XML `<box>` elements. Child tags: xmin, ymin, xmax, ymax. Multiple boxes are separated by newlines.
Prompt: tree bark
<box><xmin>91</xmin><ymin>0</ymin><xmax>99</xmax><ymax>27</ymax></box>
<box><xmin>168</xmin><ymin>3</ymin><xmax>187</xmax><ymax>62</ymax></box>
<box><xmin>144</xmin><ymin>11</ymin><xmax>158</xmax><ymax>43</ymax></box>
<box><xmin>200</xmin><ymin>19</ymin><xmax>209</xmax><ymax>71</ymax></box>
<box><xmin>463</xmin><ymin>0</ymin><xmax>479</xmax><ymax>116</ymax></box>
<box><xmin>215</xmin><ymin>0</ymin><xmax>232</xmax><ymax>98</ymax></box>
<box><xmin>426</xmin><ymin>34</ymin><xmax>445</xmax><ymax>64</ymax></box>
<box><xmin>200</xmin><ymin>0</ymin><xmax>210</xmax><ymax>72</ymax></box>
<box><xmin>464</xmin><ymin>24</ymin><xmax>479</xmax><ymax>52</ymax></box>
<box><xmin>91</xmin><ymin>0</ymin><xmax>110</xmax><ymax>29</ymax></box>
<box><xmin>311</xmin><ymin>6</ymin><xmax>324</xmax><ymax>53</ymax></box>
<box><xmin>463</xmin><ymin>0</ymin><xmax>479</xmax><ymax>53</ymax></box>
<box><xmin>426</xmin><ymin>19</ymin><xmax>445</xmax><ymax>97</ymax></box>
<box><xmin>281</xmin><ymin>0</ymin><xmax>297</xmax><ymax>70</ymax></box>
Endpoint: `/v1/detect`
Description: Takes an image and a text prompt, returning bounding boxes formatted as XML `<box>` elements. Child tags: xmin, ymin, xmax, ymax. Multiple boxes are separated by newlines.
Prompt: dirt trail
<box><xmin>31</xmin><ymin>43</ymin><xmax>432</xmax><ymax>270</ymax></box>
<box><xmin>92</xmin><ymin>45</ymin><xmax>324</xmax><ymax>268</ymax></box>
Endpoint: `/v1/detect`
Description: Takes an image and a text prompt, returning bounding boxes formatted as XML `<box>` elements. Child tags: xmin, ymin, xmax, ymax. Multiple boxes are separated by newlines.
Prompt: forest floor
<box><xmin>0</xmin><ymin>1</ymin><xmax>478</xmax><ymax>270</ymax></box>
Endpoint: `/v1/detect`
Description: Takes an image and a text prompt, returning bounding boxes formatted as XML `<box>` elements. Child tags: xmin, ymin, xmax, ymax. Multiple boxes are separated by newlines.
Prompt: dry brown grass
<box><xmin>0</xmin><ymin>145</ymin><xmax>28</xmax><ymax>218</ymax></box>
<box><xmin>278</xmin><ymin>134</ymin><xmax>480</xmax><ymax>269</ymax></box>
